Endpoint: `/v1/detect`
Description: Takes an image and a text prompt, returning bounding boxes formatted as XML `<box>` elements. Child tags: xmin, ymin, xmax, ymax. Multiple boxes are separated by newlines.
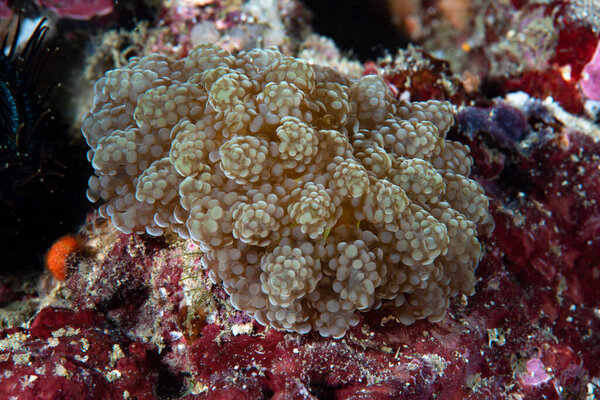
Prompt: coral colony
<box><xmin>81</xmin><ymin>44</ymin><xmax>491</xmax><ymax>338</ymax></box>
<box><xmin>0</xmin><ymin>0</ymin><xmax>599</xmax><ymax>399</ymax></box>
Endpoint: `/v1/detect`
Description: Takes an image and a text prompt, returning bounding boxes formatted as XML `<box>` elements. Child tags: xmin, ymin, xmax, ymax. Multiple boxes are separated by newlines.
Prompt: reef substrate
<box><xmin>0</xmin><ymin>0</ymin><xmax>599</xmax><ymax>399</ymax></box>
<box><xmin>1</xmin><ymin>68</ymin><xmax>599</xmax><ymax>400</ymax></box>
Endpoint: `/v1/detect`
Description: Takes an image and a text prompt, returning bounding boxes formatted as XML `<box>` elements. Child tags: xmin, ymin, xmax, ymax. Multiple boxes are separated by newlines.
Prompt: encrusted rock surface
<box><xmin>2</xmin><ymin>0</ymin><xmax>599</xmax><ymax>398</ymax></box>
<box><xmin>0</xmin><ymin>115</ymin><xmax>598</xmax><ymax>397</ymax></box>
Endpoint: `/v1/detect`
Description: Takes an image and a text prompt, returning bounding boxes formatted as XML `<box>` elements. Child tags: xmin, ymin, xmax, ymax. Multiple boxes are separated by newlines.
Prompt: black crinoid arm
<box><xmin>0</xmin><ymin>17</ymin><xmax>53</xmax><ymax>195</ymax></box>
<box><xmin>0</xmin><ymin>16</ymin><xmax>88</xmax><ymax>274</ymax></box>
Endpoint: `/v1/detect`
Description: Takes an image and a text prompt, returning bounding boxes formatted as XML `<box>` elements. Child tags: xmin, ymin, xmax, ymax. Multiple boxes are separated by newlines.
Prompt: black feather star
<box><xmin>0</xmin><ymin>17</ymin><xmax>56</xmax><ymax>204</ymax></box>
<box><xmin>0</xmin><ymin>17</ymin><xmax>70</xmax><ymax>273</ymax></box>
<box><xmin>0</xmin><ymin>16</ymin><xmax>91</xmax><ymax>274</ymax></box>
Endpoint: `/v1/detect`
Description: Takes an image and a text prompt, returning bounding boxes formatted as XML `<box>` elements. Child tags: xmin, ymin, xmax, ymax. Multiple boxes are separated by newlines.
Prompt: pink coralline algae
<box><xmin>36</xmin><ymin>0</ymin><xmax>113</xmax><ymax>20</ymax></box>
<box><xmin>0</xmin><ymin>308</ymin><xmax>160</xmax><ymax>399</ymax></box>
<box><xmin>521</xmin><ymin>358</ymin><xmax>551</xmax><ymax>387</ymax></box>
<box><xmin>581</xmin><ymin>40</ymin><xmax>600</xmax><ymax>100</ymax></box>
<box><xmin>0</xmin><ymin>0</ymin><xmax>10</xmax><ymax>18</ymax></box>
<box><xmin>500</xmin><ymin>21</ymin><xmax>599</xmax><ymax>113</ymax></box>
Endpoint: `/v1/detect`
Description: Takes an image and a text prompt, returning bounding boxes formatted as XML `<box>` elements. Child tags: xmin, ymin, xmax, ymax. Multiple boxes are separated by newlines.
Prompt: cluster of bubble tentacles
<box><xmin>82</xmin><ymin>44</ymin><xmax>491</xmax><ymax>338</ymax></box>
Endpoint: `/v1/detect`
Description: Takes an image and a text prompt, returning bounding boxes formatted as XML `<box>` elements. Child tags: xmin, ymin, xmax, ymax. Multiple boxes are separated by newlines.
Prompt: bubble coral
<box><xmin>81</xmin><ymin>44</ymin><xmax>491</xmax><ymax>338</ymax></box>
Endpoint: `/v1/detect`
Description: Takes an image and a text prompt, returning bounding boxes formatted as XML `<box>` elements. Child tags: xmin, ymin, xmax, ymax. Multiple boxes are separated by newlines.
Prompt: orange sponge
<box><xmin>45</xmin><ymin>235</ymin><xmax>79</xmax><ymax>281</ymax></box>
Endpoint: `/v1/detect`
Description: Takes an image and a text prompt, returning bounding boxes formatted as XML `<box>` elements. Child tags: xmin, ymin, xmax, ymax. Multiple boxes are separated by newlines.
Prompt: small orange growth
<box><xmin>45</xmin><ymin>235</ymin><xmax>79</xmax><ymax>281</ymax></box>
<box><xmin>557</xmin><ymin>133</ymin><xmax>571</xmax><ymax>150</ymax></box>
<box><xmin>461</xmin><ymin>70</ymin><xmax>481</xmax><ymax>93</ymax></box>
